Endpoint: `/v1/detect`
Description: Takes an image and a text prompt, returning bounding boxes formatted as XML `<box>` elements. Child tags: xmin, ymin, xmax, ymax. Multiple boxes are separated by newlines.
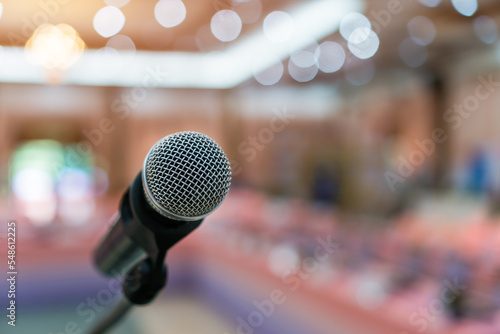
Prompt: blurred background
<box><xmin>1</xmin><ymin>0</ymin><xmax>500</xmax><ymax>333</ymax></box>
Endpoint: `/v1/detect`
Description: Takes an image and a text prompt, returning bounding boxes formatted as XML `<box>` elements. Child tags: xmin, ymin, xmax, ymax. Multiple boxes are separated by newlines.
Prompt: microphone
<box><xmin>93</xmin><ymin>131</ymin><xmax>232</xmax><ymax>281</ymax></box>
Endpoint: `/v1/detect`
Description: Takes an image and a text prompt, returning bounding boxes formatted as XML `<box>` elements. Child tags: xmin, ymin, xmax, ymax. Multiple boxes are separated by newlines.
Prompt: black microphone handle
<box><xmin>93</xmin><ymin>173</ymin><xmax>203</xmax><ymax>277</ymax></box>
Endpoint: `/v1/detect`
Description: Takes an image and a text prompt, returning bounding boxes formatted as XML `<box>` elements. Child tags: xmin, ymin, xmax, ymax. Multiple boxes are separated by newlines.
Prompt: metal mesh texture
<box><xmin>143</xmin><ymin>132</ymin><xmax>231</xmax><ymax>219</ymax></box>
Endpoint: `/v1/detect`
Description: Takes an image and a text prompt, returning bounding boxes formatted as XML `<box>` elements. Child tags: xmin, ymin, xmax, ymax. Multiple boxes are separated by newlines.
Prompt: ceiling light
<box><xmin>25</xmin><ymin>23</ymin><xmax>85</xmax><ymax>71</ymax></box>
<box><xmin>154</xmin><ymin>0</ymin><xmax>186</xmax><ymax>28</ymax></box>
<box><xmin>211</xmin><ymin>10</ymin><xmax>242</xmax><ymax>42</ymax></box>
<box><xmin>93</xmin><ymin>6</ymin><xmax>126</xmax><ymax>38</ymax></box>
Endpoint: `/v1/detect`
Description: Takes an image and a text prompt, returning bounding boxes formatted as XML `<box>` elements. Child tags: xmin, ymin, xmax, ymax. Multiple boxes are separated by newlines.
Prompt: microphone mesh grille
<box><xmin>144</xmin><ymin>132</ymin><xmax>231</xmax><ymax>219</ymax></box>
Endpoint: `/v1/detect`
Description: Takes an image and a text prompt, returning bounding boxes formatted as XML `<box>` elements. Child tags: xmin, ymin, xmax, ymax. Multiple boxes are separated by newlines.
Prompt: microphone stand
<box><xmin>88</xmin><ymin>256</ymin><xmax>168</xmax><ymax>334</ymax></box>
<box><xmin>88</xmin><ymin>297</ymin><xmax>132</xmax><ymax>334</ymax></box>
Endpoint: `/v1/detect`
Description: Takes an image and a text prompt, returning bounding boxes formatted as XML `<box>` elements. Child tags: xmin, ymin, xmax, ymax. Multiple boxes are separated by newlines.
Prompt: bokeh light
<box><xmin>57</xmin><ymin>168</ymin><xmax>93</xmax><ymax>201</ymax></box>
<box><xmin>10</xmin><ymin>140</ymin><xmax>98</xmax><ymax>227</ymax></box>
<box><xmin>253</xmin><ymin>54</ymin><xmax>284</xmax><ymax>86</ymax></box>
<box><xmin>267</xmin><ymin>245</ymin><xmax>300</xmax><ymax>277</ymax></box>
<box><xmin>451</xmin><ymin>0</ymin><xmax>478</xmax><ymax>17</ymax></box>
<box><xmin>399</xmin><ymin>38</ymin><xmax>428</xmax><ymax>68</ymax></box>
<box><xmin>106</xmin><ymin>34</ymin><xmax>136</xmax><ymax>51</ymax></box>
<box><xmin>25</xmin><ymin>23</ymin><xmax>85</xmax><ymax>70</ymax></box>
<box><xmin>154</xmin><ymin>0</ymin><xmax>186</xmax><ymax>28</ymax></box>
<box><xmin>340</xmin><ymin>12</ymin><xmax>371</xmax><ymax>41</ymax></box>
<box><xmin>288</xmin><ymin>55</ymin><xmax>318</xmax><ymax>83</ymax></box>
<box><xmin>13</xmin><ymin>168</ymin><xmax>54</xmax><ymax>202</ymax></box>
<box><xmin>263</xmin><ymin>11</ymin><xmax>295</xmax><ymax>43</ymax></box>
<box><xmin>57</xmin><ymin>167</ymin><xmax>95</xmax><ymax>226</ymax></box>
<box><xmin>10</xmin><ymin>140</ymin><xmax>62</xmax><ymax>226</ymax></box>
<box><xmin>211</xmin><ymin>10</ymin><xmax>242</xmax><ymax>42</ymax></box>
<box><xmin>474</xmin><ymin>16</ymin><xmax>498</xmax><ymax>45</ymax></box>
<box><xmin>315</xmin><ymin>41</ymin><xmax>346</xmax><ymax>73</ymax></box>
<box><xmin>418</xmin><ymin>0</ymin><xmax>441</xmax><ymax>7</ymax></box>
<box><xmin>291</xmin><ymin>50</ymin><xmax>316</xmax><ymax>68</ymax></box>
<box><xmin>348</xmin><ymin>28</ymin><xmax>380</xmax><ymax>59</ymax></box>
<box><xmin>355</xmin><ymin>281</ymin><xmax>386</xmax><ymax>310</ymax></box>
<box><xmin>93</xmin><ymin>6</ymin><xmax>126</xmax><ymax>38</ymax></box>
<box><xmin>408</xmin><ymin>16</ymin><xmax>436</xmax><ymax>46</ymax></box>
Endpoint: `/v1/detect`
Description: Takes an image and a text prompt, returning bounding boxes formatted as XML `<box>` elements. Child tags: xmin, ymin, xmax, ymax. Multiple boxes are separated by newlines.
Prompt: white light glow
<box><xmin>315</xmin><ymin>41</ymin><xmax>345</xmax><ymax>73</ymax></box>
<box><xmin>268</xmin><ymin>245</ymin><xmax>300</xmax><ymax>277</ymax></box>
<box><xmin>291</xmin><ymin>36</ymin><xmax>318</xmax><ymax>56</ymax></box>
<box><xmin>0</xmin><ymin>0</ymin><xmax>363</xmax><ymax>88</ymax></box>
<box><xmin>348</xmin><ymin>28</ymin><xmax>379</xmax><ymax>59</ymax></box>
<box><xmin>356</xmin><ymin>281</ymin><xmax>386</xmax><ymax>310</ymax></box>
<box><xmin>0</xmin><ymin>3</ymin><xmax>3</xmax><ymax>20</ymax></box>
<box><xmin>253</xmin><ymin>54</ymin><xmax>283</xmax><ymax>85</ymax></box>
<box><xmin>418</xmin><ymin>0</ymin><xmax>441</xmax><ymax>7</ymax></box>
<box><xmin>291</xmin><ymin>50</ymin><xmax>316</xmax><ymax>68</ymax></box>
<box><xmin>93</xmin><ymin>6</ymin><xmax>125</xmax><ymax>38</ymax></box>
<box><xmin>211</xmin><ymin>10</ymin><xmax>242</xmax><ymax>42</ymax></box>
<box><xmin>57</xmin><ymin>168</ymin><xmax>93</xmax><ymax>201</ymax></box>
<box><xmin>24</xmin><ymin>200</ymin><xmax>57</xmax><ymax>226</ymax></box>
<box><xmin>106</xmin><ymin>34</ymin><xmax>136</xmax><ymax>51</ymax></box>
<box><xmin>13</xmin><ymin>168</ymin><xmax>54</xmax><ymax>201</ymax></box>
<box><xmin>202</xmin><ymin>51</ymin><xmax>226</xmax><ymax>79</ymax></box>
<box><xmin>84</xmin><ymin>47</ymin><xmax>125</xmax><ymax>80</ymax></box>
<box><xmin>155</xmin><ymin>0</ymin><xmax>186</xmax><ymax>28</ymax></box>
<box><xmin>340</xmin><ymin>12</ymin><xmax>370</xmax><ymax>41</ymax></box>
<box><xmin>408</xmin><ymin>16</ymin><xmax>436</xmax><ymax>46</ymax></box>
<box><xmin>25</xmin><ymin>23</ymin><xmax>85</xmax><ymax>70</ymax></box>
<box><xmin>288</xmin><ymin>58</ymin><xmax>318</xmax><ymax>82</ymax></box>
<box><xmin>474</xmin><ymin>16</ymin><xmax>498</xmax><ymax>45</ymax></box>
<box><xmin>263</xmin><ymin>11</ymin><xmax>295</xmax><ymax>43</ymax></box>
<box><xmin>451</xmin><ymin>0</ymin><xmax>478</xmax><ymax>17</ymax></box>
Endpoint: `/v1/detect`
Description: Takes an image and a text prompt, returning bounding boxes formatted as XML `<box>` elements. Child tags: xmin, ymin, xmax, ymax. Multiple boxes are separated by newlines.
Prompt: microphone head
<box><xmin>142</xmin><ymin>131</ymin><xmax>232</xmax><ymax>221</ymax></box>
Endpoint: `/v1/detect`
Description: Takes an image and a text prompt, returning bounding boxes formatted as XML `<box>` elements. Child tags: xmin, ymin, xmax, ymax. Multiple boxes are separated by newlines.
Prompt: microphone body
<box><xmin>93</xmin><ymin>131</ymin><xmax>231</xmax><ymax>279</ymax></box>
<box><xmin>94</xmin><ymin>173</ymin><xmax>202</xmax><ymax>276</ymax></box>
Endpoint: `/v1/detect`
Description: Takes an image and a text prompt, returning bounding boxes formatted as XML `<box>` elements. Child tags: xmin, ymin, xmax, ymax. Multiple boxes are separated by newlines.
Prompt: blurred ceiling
<box><xmin>0</xmin><ymin>0</ymin><xmax>299</xmax><ymax>51</ymax></box>
<box><xmin>0</xmin><ymin>0</ymin><xmax>497</xmax><ymax>53</ymax></box>
<box><xmin>0</xmin><ymin>0</ymin><xmax>500</xmax><ymax>87</ymax></box>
